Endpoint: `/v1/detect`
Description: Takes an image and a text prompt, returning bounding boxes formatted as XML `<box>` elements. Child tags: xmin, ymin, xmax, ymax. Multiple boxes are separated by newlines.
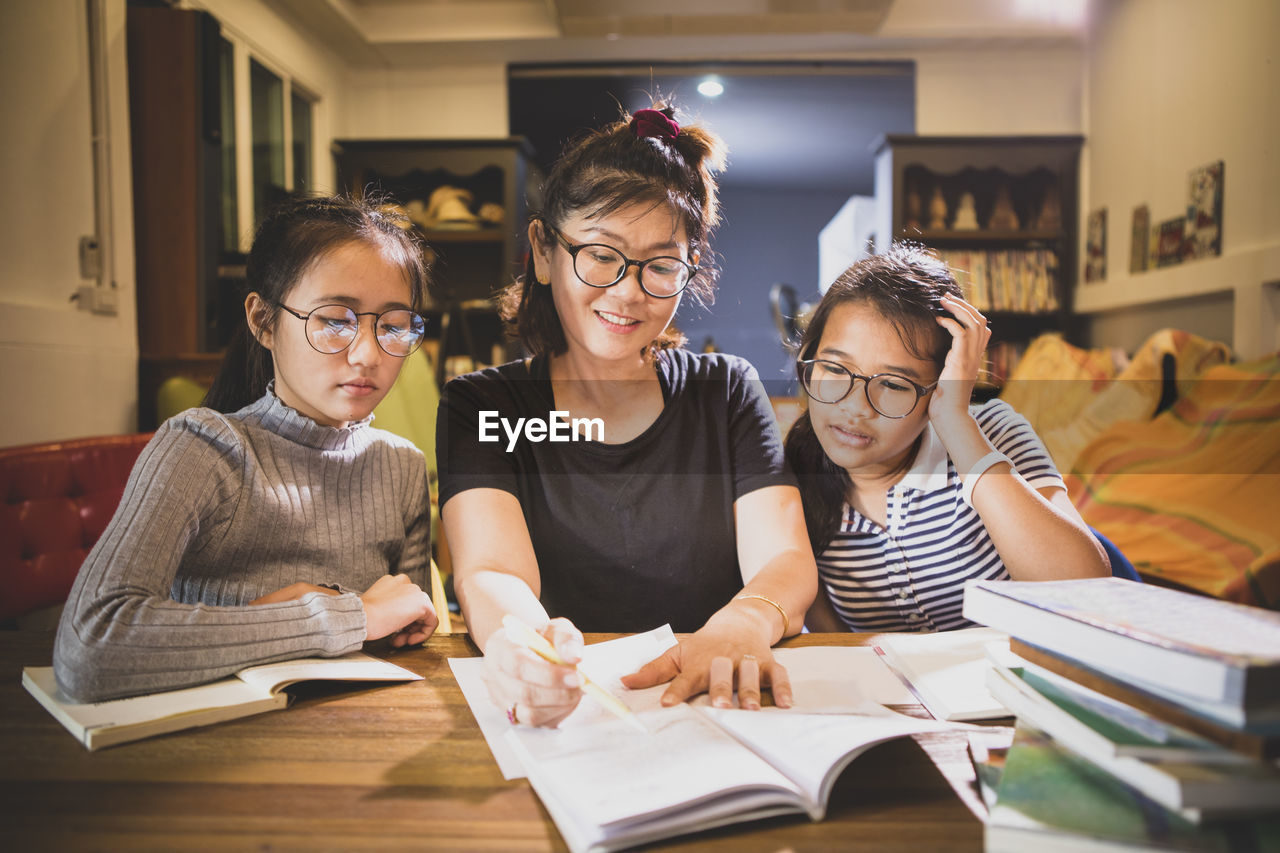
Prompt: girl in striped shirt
<box><xmin>784</xmin><ymin>245</ymin><xmax>1109</xmax><ymax>633</ymax></box>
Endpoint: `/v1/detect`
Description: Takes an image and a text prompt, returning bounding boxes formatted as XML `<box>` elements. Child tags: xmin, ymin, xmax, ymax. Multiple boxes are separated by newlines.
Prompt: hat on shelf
<box><xmin>424</xmin><ymin>186</ymin><xmax>480</xmax><ymax>230</ymax></box>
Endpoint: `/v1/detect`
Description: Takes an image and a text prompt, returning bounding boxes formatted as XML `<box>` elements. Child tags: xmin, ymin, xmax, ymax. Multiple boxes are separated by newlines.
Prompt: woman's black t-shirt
<box><xmin>436</xmin><ymin>348</ymin><xmax>794</xmax><ymax>633</ymax></box>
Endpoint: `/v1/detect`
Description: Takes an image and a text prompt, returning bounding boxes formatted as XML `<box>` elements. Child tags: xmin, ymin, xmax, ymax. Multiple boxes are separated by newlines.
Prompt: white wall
<box><xmin>1075</xmin><ymin>0</ymin><xmax>1280</xmax><ymax>358</ymax></box>
<box><xmin>341</xmin><ymin>65</ymin><xmax>508</xmax><ymax>140</ymax></box>
<box><xmin>0</xmin><ymin>0</ymin><xmax>138</xmax><ymax>446</ymax></box>
<box><xmin>914</xmin><ymin>45</ymin><xmax>1083</xmax><ymax>135</ymax></box>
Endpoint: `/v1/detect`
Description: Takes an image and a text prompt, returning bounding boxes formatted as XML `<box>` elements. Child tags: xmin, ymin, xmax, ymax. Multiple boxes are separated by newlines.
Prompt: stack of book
<box><xmin>961</xmin><ymin>577</ymin><xmax>1280</xmax><ymax>851</ymax></box>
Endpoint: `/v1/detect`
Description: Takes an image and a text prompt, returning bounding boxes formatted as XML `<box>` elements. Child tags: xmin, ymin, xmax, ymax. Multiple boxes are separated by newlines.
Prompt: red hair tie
<box><xmin>630</xmin><ymin>108</ymin><xmax>680</xmax><ymax>141</ymax></box>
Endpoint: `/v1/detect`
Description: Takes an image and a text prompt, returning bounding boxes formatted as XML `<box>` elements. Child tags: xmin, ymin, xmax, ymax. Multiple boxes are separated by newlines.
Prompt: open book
<box><xmin>506</xmin><ymin>702</ymin><xmax>946</xmax><ymax>853</ymax></box>
<box><xmin>22</xmin><ymin>651</ymin><xmax>421</xmax><ymax>750</ymax></box>
<box><xmin>876</xmin><ymin>626</ymin><xmax>1013</xmax><ymax>721</ymax></box>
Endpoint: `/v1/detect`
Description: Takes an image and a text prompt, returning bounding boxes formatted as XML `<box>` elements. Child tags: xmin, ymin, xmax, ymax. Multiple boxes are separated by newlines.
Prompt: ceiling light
<box><xmin>697</xmin><ymin>78</ymin><xmax>724</xmax><ymax>98</ymax></box>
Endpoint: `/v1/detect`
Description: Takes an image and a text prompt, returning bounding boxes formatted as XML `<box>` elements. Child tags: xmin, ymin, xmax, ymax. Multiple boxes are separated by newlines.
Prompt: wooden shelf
<box><xmin>875</xmin><ymin>135</ymin><xmax>1085</xmax><ymax>384</ymax></box>
<box><xmin>902</xmin><ymin>229</ymin><xmax>1062</xmax><ymax>244</ymax></box>
<box><xmin>417</xmin><ymin>228</ymin><xmax>505</xmax><ymax>244</ymax></box>
<box><xmin>334</xmin><ymin>139</ymin><xmax>544</xmax><ymax>386</ymax></box>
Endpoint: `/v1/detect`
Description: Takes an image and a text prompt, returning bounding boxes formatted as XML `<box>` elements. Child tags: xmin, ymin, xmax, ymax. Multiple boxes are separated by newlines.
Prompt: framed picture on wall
<box><xmin>1085</xmin><ymin>207</ymin><xmax>1106</xmax><ymax>282</ymax></box>
<box><xmin>1156</xmin><ymin>217</ymin><xmax>1185</xmax><ymax>267</ymax></box>
<box><xmin>1130</xmin><ymin>204</ymin><xmax>1150</xmax><ymax>273</ymax></box>
<box><xmin>1185</xmin><ymin>160</ymin><xmax>1224</xmax><ymax>259</ymax></box>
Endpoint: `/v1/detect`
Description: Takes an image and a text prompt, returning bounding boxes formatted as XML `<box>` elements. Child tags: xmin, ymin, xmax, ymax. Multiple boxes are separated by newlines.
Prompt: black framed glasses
<box><xmin>273</xmin><ymin>301</ymin><xmax>426</xmax><ymax>357</ymax></box>
<box><xmin>797</xmin><ymin>359</ymin><xmax>937</xmax><ymax>418</ymax></box>
<box><xmin>544</xmin><ymin>223</ymin><xmax>697</xmax><ymax>299</ymax></box>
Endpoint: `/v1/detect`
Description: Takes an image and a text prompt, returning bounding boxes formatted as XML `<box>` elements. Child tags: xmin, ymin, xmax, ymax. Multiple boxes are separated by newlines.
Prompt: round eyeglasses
<box><xmin>797</xmin><ymin>359</ymin><xmax>937</xmax><ymax>419</ymax></box>
<box><xmin>273</xmin><ymin>302</ymin><xmax>426</xmax><ymax>358</ymax></box>
<box><xmin>545</xmin><ymin>223</ymin><xmax>697</xmax><ymax>299</ymax></box>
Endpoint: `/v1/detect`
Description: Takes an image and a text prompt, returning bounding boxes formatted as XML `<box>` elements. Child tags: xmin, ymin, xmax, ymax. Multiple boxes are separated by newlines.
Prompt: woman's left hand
<box><xmin>928</xmin><ymin>293</ymin><xmax>991</xmax><ymax>427</ymax></box>
<box><xmin>619</xmin><ymin>607</ymin><xmax>793</xmax><ymax>710</ymax></box>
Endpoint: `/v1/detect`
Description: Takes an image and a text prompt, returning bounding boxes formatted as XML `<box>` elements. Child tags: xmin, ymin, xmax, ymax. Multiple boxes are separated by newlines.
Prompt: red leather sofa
<box><xmin>0</xmin><ymin>434</ymin><xmax>153</xmax><ymax>623</ymax></box>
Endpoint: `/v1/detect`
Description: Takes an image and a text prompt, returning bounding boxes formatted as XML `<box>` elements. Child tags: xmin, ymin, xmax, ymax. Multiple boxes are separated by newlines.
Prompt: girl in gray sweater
<box><xmin>55</xmin><ymin>196</ymin><xmax>438</xmax><ymax>702</ymax></box>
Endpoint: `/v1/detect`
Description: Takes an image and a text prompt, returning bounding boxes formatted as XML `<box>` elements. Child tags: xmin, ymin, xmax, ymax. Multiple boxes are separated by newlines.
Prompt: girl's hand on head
<box><xmin>250</xmin><ymin>582</ymin><xmax>342</xmax><ymax>606</ymax></box>
<box><xmin>484</xmin><ymin>617</ymin><xmax>585</xmax><ymax>728</ymax></box>
<box><xmin>360</xmin><ymin>573</ymin><xmax>439</xmax><ymax>644</ymax></box>
<box><xmin>621</xmin><ymin>607</ymin><xmax>793</xmax><ymax>711</ymax></box>
<box><xmin>929</xmin><ymin>293</ymin><xmax>991</xmax><ymax>426</ymax></box>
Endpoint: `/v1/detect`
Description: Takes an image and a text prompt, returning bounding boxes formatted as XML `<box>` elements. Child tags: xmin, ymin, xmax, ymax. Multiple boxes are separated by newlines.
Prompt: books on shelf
<box><xmin>984</xmin><ymin>725</ymin><xmax>1280</xmax><ymax>853</ymax></box>
<box><xmin>985</xmin><ymin>661</ymin><xmax>1280</xmax><ymax>820</ymax></box>
<box><xmin>939</xmin><ymin>248</ymin><xmax>1060</xmax><ymax>314</ymax></box>
<box><xmin>876</xmin><ymin>626</ymin><xmax>1014</xmax><ymax>721</ymax></box>
<box><xmin>22</xmin><ymin>651</ymin><xmax>422</xmax><ymax>750</ymax></box>
<box><xmin>962</xmin><ymin>578</ymin><xmax>1280</xmax><ymax>719</ymax></box>
<box><xmin>506</xmin><ymin>702</ymin><xmax>945</xmax><ymax>853</ymax></box>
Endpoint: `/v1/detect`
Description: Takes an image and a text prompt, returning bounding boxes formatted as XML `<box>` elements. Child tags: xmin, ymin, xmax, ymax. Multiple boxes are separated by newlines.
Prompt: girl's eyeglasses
<box><xmin>797</xmin><ymin>358</ymin><xmax>936</xmax><ymax>418</ymax></box>
<box><xmin>273</xmin><ymin>302</ymin><xmax>426</xmax><ymax>358</ymax></box>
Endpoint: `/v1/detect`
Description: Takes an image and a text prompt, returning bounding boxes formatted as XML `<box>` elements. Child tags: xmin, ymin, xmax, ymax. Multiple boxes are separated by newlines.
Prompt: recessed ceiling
<box><xmin>263</xmin><ymin>0</ymin><xmax>1086</xmax><ymax>68</ymax></box>
<box><xmin>260</xmin><ymin>0</ymin><xmax>1085</xmax><ymax>189</ymax></box>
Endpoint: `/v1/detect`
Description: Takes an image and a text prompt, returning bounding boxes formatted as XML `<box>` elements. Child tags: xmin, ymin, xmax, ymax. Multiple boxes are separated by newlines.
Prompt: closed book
<box><xmin>985</xmin><ymin>725</ymin><xmax>1280</xmax><ymax>853</ymax></box>
<box><xmin>995</xmin><ymin>656</ymin><xmax>1253</xmax><ymax>765</ymax></box>
<box><xmin>1010</xmin><ymin>639</ymin><xmax>1280</xmax><ymax>761</ymax></box>
<box><xmin>985</xmin><ymin>663</ymin><xmax>1280</xmax><ymax>819</ymax></box>
<box><xmin>962</xmin><ymin>578</ymin><xmax>1280</xmax><ymax>714</ymax></box>
<box><xmin>22</xmin><ymin>652</ymin><xmax>422</xmax><ymax>750</ymax></box>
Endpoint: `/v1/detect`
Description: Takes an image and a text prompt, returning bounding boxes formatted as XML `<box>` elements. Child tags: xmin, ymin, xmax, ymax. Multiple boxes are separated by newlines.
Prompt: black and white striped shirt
<box><xmin>818</xmin><ymin>399</ymin><xmax>1062</xmax><ymax>633</ymax></box>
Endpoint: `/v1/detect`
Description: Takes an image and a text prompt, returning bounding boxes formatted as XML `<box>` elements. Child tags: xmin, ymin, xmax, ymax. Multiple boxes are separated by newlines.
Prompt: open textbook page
<box><xmin>506</xmin><ymin>703</ymin><xmax>945</xmax><ymax>853</ymax></box>
<box><xmin>449</xmin><ymin>627</ymin><xmax>915</xmax><ymax>779</ymax></box>
<box><xmin>877</xmin><ymin>626</ymin><xmax>1013</xmax><ymax>721</ymax></box>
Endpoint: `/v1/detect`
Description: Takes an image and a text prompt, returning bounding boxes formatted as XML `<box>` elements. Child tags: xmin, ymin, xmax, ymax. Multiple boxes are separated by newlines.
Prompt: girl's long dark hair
<box><xmin>784</xmin><ymin>244</ymin><xmax>963</xmax><ymax>554</ymax></box>
<box><xmin>498</xmin><ymin>100</ymin><xmax>727</xmax><ymax>359</ymax></box>
<box><xmin>203</xmin><ymin>194</ymin><xmax>429</xmax><ymax>414</ymax></box>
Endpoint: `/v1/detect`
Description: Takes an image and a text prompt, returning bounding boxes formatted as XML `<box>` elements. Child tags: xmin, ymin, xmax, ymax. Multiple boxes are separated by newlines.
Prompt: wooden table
<box><xmin>0</xmin><ymin>631</ymin><xmax>986</xmax><ymax>851</ymax></box>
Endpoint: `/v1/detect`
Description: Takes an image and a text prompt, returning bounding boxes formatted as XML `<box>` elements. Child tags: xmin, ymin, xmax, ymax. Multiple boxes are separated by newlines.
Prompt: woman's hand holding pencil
<box><xmin>483</xmin><ymin>614</ymin><xmax>587</xmax><ymax>729</ymax></box>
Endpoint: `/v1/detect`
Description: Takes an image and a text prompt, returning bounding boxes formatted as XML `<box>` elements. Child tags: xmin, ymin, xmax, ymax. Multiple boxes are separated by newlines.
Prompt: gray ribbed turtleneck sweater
<box><xmin>53</xmin><ymin>388</ymin><xmax>430</xmax><ymax>702</ymax></box>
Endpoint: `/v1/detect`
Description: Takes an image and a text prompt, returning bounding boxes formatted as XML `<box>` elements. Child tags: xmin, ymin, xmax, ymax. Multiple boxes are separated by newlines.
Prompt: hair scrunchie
<box><xmin>630</xmin><ymin>108</ymin><xmax>680</xmax><ymax>141</ymax></box>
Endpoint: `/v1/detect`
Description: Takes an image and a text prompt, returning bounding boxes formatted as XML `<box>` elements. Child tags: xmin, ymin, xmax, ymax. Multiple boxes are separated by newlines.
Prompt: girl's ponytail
<box><xmin>203</xmin><ymin>321</ymin><xmax>273</xmax><ymax>414</ymax></box>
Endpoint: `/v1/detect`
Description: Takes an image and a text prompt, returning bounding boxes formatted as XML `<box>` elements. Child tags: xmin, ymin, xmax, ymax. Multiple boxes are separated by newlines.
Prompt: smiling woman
<box><xmin>437</xmin><ymin>98</ymin><xmax>818</xmax><ymax>729</ymax></box>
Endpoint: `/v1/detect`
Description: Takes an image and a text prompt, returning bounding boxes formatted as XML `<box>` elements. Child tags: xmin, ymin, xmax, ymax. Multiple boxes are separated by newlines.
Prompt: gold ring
<box><xmin>506</xmin><ymin>703</ymin><xmax>519</xmax><ymax>725</ymax></box>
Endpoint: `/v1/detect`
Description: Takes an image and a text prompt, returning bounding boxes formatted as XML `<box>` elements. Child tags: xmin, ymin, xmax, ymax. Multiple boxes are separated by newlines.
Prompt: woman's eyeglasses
<box><xmin>544</xmin><ymin>222</ymin><xmax>697</xmax><ymax>299</ymax></box>
<box><xmin>273</xmin><ymin>302</ymin><xmax>426</xmax><ymax>357</ymax></box>
<box><xmin>797</xmin><ymin>358</ymin><xmax>936</xmax><ymax>418</ymax></box>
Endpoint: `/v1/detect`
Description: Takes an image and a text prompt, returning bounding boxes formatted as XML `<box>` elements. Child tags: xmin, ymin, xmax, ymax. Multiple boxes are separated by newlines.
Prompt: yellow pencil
<box><xmin>501</xmin><ymin>614</ymin><xmax>648</xmax><ymax>733</ymax></box>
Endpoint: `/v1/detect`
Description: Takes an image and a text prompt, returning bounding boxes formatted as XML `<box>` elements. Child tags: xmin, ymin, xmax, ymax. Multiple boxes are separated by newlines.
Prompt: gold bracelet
<box><xmin>734</xmin><ymin>593</ymin><xmax>790</xmax><ymax>639</ymax></box>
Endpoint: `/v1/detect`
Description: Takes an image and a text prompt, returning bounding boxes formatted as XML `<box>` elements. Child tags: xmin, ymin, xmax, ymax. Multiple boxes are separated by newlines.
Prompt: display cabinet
<box><xmin>332</xmin><ymin>138</ymin><xmax>544</xmax><ymax>385</ymax></box>
<box><xmin>873</xmin><ymin>135</ymin><xmax>1084</xmax><ymax>386</ymax></box>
